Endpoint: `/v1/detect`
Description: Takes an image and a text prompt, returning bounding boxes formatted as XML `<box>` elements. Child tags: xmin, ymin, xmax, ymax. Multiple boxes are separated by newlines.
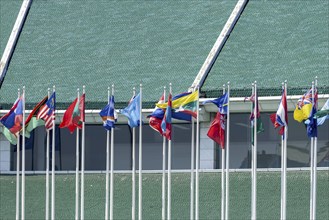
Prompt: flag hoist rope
<box><xmin>162</xmin><ymin>86</ymin><xmax>166</xmax><ymax>220</ymax></box>
<box><xmin>105</xmin><ymin>87</ymin><xmax>110</xmax><ymax>220</ymax></box>
<box><xmin>138</xmin><ymin>84</ymin><xmax>143</xmax><ymax>220</ymax></box>
<box><xmin>110</xmin><ymin>85</ymin><xmax>114</xmax><ymax>220</ymax></box>
<box><xmin>75</xmin><ymin>89</ymin><xmax>80</xmax><ymax>220</ymax></box>
<box><xmin>225</xmin><ymin>82</ymin><xmax>230</xmax><ymax>220</ymax></box>
<box><xmin>132</xmin><ymin>87</ymin><xmax>136</xmax><ymax>220</ymax></box>
<box><xmin>221</xmin><ymin>84</ymin><xmax>226</xmax><ymax>220</ymax></box>
<box><xmin>167</xmin><ymin>83</ymin><xmax>172</xmax><ymax>220</ymax></box>
<box><xmin>22</xmin><ymin>86</ymin><xmax>26</xmax><ymax>220</ymax></box>
<box><xmin>80</xmin><ymin>86</ymin><xmax>85</xmax><ymax>220</ymax></box>
<box><xmin>45</xmin><ymin>89</ymin><xmax>50</xmax><ymax>220</ymax></box>
<box><xmin>16</xmin><ymin>89</ymin><xmax>20</xmax><ymax>220</ymax></box>
<box><xmin>51</xmin><ymin>86</ymin><xmax>56</xmax><ymax>220</ymax></box>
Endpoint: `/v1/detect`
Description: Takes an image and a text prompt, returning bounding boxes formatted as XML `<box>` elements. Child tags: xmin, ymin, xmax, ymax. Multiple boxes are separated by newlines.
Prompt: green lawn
<box><xmin>0</xmin><ymin>171</ymin><xmax>328</xmax><ymax>219</ymax></box>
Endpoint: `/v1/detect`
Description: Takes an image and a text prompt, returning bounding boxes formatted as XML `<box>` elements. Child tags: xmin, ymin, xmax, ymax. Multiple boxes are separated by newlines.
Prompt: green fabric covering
<box><xmin>0</xmin><ymin>0</ymin><xmax>22</xmax><ymax>56</ymax></box>
<box><xmin>202</xmin><ymin>0</ymin><xmax>329</xmax><ymax>97</ymax></box>
<box><xmin>0</xmin><ymin>0</ymin><xmax>237</xmax><ymax>109</ymax></box>
<box><xmin>0</xmin><ymin>172</ymin><xmax>328</xmax><ymax>219</ymax></box>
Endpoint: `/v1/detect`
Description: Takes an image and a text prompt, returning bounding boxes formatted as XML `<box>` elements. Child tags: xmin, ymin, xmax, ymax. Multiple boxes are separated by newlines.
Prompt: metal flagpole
<box><xmin>309</xmin><ymin>82</ymin><xmax>314</xmax><ymax>220</ymax></box>
<box><xmin>138</xmin><ymin>83</ymin><xmax>143</xmax><ymax>220</ymax></box>
<box><xmin>195</xmin><ymin>86</ymin><xmax>200</xmax><ymax>220</ymax></box>
<box><xmin>105</xmin><ymin>87</ymin><xmax>110</xmax><ymax>220</ymax></box>
<box><xmin>51</xmin><ymin>86</ymin><xmax>56</xmax><ymax>220</ymax></box>
<box><xmin>162</xmin><ymin>86</ymin><xmax>166</xmax><ymax>220</ymax></box>
<box><xmin>132</xmin><ymin>87</ymin><xmax>136</xmax><ymax>220</ymax></box>
<box><xmin>190</xmin><ymin>118</ymin><xmax>195</xmax><ymax>220</ymax></box>
<box><xmin>110</xmin><ymin>85</ymin><xmax>115</xmax><ymax>220</ymax></box>
<box><xmin>21</xmin><ymin>86</ymin><xmax>25</xmax><ymax>220</ymax></box>
<box><xmin>167</xmin><ymin>83</ymin><xmax>172</xmax><ymax>220</ymax></box>
<box><xmin>251</xmin><ymin>82</ymin><xmax>258</xmax><ymax>220</ymax></box>
<box><xmin>81</xmin><ymin>86</ymin><xmax>86</xmax><ymax>220</ymax></box>
<box><xmin>16</xmin><ymin>89</ymin><xmax>20</xmax><ymax>220</ymax></box>
<box><xmin>221</xmin><ymin>84</ymin><xmax>226</xmax><ymax>220</ymax></box>
<box><xmin>225</xmin><ymin>82</ymin><xmax>230</xmax><ymax>220</ymax></box>
<box><xmin>45</xmin><ymin>88</ymin><xmax>50</xmax><ymax>220</ymax></box>
<box><xmin>282</xmin><ymin>81</ymin><xmax>288</xmax><ymax>220</ymax></box>
<box><xmin>75</xmin><ymin>89</ymin><xmax>80</xmax><ymax>220</ymax></box>
<box><xmin>312</xmin><ymin>77</ymin><xmax>318</xmax><ymax>220</ymax></box>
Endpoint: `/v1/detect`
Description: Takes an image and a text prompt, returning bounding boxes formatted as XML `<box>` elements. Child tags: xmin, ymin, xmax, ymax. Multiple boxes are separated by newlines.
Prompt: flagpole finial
<box><xmin>53</xmin><ymin>85</ymin><xmax>56</xmax><ymax>92</ymax></box>
<box><xmin>227</xmin><ymin>81</ymin><xmax>230</xmax><ymax>85</ymax></box>
<box><xmin>284</xmin><ymin>80</ymin><xmax>287</xmax><ymax>83</ymax></box>
<box><xmin>164</xmin><ymin>86</ymin><xmax>166</xmax><ymax>90</ymax></box>
<box><xmin>108</xmin><ymin>86</ymin><xmax>110</xmax><ymax>91</ymax></box>
<box><xmin>112</xmin><ymin>84</ymin><xmax>114</xmax><ymax>89</ymax></box>
<box><xmin>48</xmin><ymin>88</ymin><xmax>50</xmax><ymax>92</ymax></box>
<box><xmin>23</xmin><ymin>85</ymin><xmax>25</xmax><ymax>90</ymax></box>
<box><xmin>254</xmin><ymin>81</ymin><xmax>257</xmax><ymax>84</ymax></box>
<box><xmin>169</xmin><ymin>82</ymin><xmax>172</xmax><ymax>87</ymax></box>
<box><xmin>140</xmin><ymin>83</ymin><xmax>142</xmax><ymax>88</ymax></box>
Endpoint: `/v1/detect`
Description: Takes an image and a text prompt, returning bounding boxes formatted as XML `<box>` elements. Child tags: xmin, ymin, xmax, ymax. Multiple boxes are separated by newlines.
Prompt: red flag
<box><xmin>59</xmin><ymin>94</ymin><xmax>85</xmax><ymax>133</ymax></box>
<box><xmin>207</xmin><ymin>112</ymin><xmax>226</xmax><ymax>149</ymax></box>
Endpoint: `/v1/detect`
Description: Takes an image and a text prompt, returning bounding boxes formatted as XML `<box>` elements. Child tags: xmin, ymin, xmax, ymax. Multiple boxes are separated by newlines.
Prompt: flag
<box><xmin>59</xmin><ymin>94</ymin><xmax>85</xmax><ymax>133</ymax></box>
<box><xmin>156</xmin><ymin>91</ymin><xmax>198</xmax><ymax>121</ymax></box>
<box><xmin>147</xmin><ymin>93</ymin><xmax>165</xmax><ymax>135</ymax></box>
<box><xmin>314</xmin><ymin>99</ymin><xmax>329</xmax><ymax>126</ymax></box>
<box><xmin>203</xmin><ymin>93</ymin><xmax>228</xmax><ymax>114</ymax></box>
<box><xmin>37</xmin><ymin>92</ymin><xmax>56</xmax><ymax>130</ymax></box>
<box><xmin>203</xmin><ymin>93</ymin><xmax>229</xmax><ymax>148</ymax></box>
<box><xmin>207</xmin><ymin>112</ymin><xmax>226</xmax><ymax>148</ymax></box>
<box><xmin>293</xmin><ymin>88</ymin><xmax>317</xmax><ymax>122</ymax></box>
<box><xmin>1</xmin><ymin>127</ymin><xmax>17</xmax><ymax>145</ymax></box>
<box><xmin>24</xmin><ymin>96</ymin><xmax>48</xmax><ymax>138</ymax></box>
<box><xmin>245</xmin><ymin>93</ymin><xmax>264</xmax><ymax>144</ymax></box>
<box><xmin>161</xmin><ymin>93</ymin><xmax>172</xmax><ymax>140</ymax></box>
<box><xmin>270</xmin><ymin>88</ymin><xmax>288</xmax><ymax>136</ymax></box>
<box><xmin>99</xmin><ymin>95</ymin><xmax>117</xmax><ymax>131</ymax></box>
<box><xmin>120</xmin><ymin>93</ymin><xmax>141</xmax><ymax>128</ymax></box>
<box><xmin>0</xmin><ymin>97</ymin><xmax>23</xmax><ymax>135</ymax></box>
<box><xmin>306</xmin><ymin>105</ymin><xmax>317</xmax><ymax>138</ymax></box>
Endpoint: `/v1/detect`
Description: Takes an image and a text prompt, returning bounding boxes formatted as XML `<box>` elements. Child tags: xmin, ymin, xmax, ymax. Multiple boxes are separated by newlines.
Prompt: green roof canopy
<box><xmin>0</xmin><ymin>0</ymin><xmax>237</xmax><ymax>109</ymax></box>
<box><xmin>202</xmin><ymin>0</ymin><xmax>329</xmax><ymax>98</ymax></box>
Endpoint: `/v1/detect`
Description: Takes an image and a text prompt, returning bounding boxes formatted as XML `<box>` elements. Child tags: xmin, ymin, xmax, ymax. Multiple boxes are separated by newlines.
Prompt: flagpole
<box><xmin>81</xmin><ymin>85</ymin><xmax>86</xmax><ymax>220</ymax></box>
<box><xmin>312</xmin><ymin>77</ymin><xmax>317</xmax><ymax>220</ymax></box>
<box><xmin>225</xmin><ymin>82</ymin><xmax>230</xmax><ymax>220</ymax></box>
<box><xmin>110</xmin><ymin>85</ymin><xmax>115</xmax><ymax>220</ymax></box>
<box><xmin>167</xmin><ymin>83</ymin><xmax>172</xmax><ymax>220</ymax></box>
<box><xmin>21</xmin><ymin>86</ymin><xmax>25</xmax><ymax>220</ymax></box>
<box><xmin>132</xmin><ymin>87</ymin><xmax>136</xmax><ymax>220</ymax></box>
<box><xmin>221</xmin><ymin>84</ymin><xmax>226</xmax><ymax>220</ymax></box>
<box><xmin>75</xmin><ymin>88</ymin><xmax>80</xmax><ymax>220</ymax></box>
<box><xmin>281</xmin><ymin>81</ymin><xmax>288</xmax><ymax>220</ymax></box>
<box><xmin>16</xmin><ymin>89</ymin><xmax>20</xmax><ymax>220</ymax></box>
<box><xmin>51</xmin><ymin>85</ymin><xmax>56</xmax><ymax>220</ymax></box>
<box><xmin>190</xmin><ymin>117</ymin><xmax>195</xmax><ymax>220</ymax></box>
<box><xmin>162</xmin><ymin>86</ymin><xmax>166</xmax><ymax>220</ymax></box>
<box><xmin>309</xmin><ymin>82</ymin><xmax>314</xmax><ymax>220</ymax></box>
<box><xmin>195</xmin><ymin>86</ymin><xmax>200</xmax><ymax>220</ymax></box>
<box><xmin>251</xmin><ymin>82</ymin><xmax>258</xmax><ymax>220</ymax></box>
<box><xmin>45</xmin><ymin>88</ymin><xmax>50</xmax><ymax>220</ymax></box>
<box><xmin>138</xmin><ymin>83</ymin><xmax>143</xmax><ymax>220</ymax></box>
<box><xmin>105</xmin><ymin>87</ymin><xmax>110</xmax><ymax>220</ymax></box>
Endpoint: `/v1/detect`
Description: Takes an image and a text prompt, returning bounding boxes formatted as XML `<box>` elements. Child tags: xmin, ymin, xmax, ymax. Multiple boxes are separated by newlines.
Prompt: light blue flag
<box><xmin>120</xmin><ymin>93</ymin><xmax>141</xmax><ymax>128</ymax></box>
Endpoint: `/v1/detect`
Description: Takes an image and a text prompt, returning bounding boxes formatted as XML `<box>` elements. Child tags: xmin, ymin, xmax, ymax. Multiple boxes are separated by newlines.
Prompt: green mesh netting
<box><xmin>202</xmin><ymin>0</ymin><xmax>329</xmax><ymax>98</ymax></box>
<box><xmin>0</xmin><ymin>0</ymin><xmax>237</xmax><ymax>110</ymax></box>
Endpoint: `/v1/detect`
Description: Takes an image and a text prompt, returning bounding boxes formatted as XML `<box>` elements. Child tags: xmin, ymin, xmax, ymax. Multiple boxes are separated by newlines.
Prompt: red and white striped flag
<box><xmin>37</xmin><ymin>92</ymin><xmax>56</xmax><ymax>130</ymax></box>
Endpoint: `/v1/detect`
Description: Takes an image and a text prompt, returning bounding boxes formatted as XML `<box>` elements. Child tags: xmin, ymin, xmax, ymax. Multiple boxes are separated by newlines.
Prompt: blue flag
<box><xmin>99</xmin><ymin>95</ymin><xmax>117</xmax><ymax>130</ymax></box>
<box><xmin>307</xmin><ymin>106</ymin><xmax>317</xmax><ymax>138</ymax></box>
<box><xmin>203</xmin><ymin>93</ymin><xmax>228</xmax><ymax>114</ymax></box>
<box><xmin>120</xmin><ymin>93</ymin><xmax>141</xmax><ymax>128</ymax></box>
